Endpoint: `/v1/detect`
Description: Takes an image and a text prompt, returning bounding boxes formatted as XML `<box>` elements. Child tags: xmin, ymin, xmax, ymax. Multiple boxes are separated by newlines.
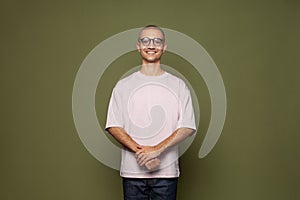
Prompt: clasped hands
<box><xmin>135</xmin><ymin>145</ymin><xmax>162</xmax><ymax>171</ymax></box>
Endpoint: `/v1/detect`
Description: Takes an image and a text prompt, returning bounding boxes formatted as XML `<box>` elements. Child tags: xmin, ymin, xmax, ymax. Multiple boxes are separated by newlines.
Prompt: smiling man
<box><xmin>106</xmin><ymin>25</ymin><xmax>196</xmax><ymax>200</ymax></box>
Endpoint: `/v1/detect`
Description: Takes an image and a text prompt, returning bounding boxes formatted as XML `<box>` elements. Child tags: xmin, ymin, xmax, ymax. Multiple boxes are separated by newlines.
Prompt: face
<box><xmin>136</xmin><ymin>27</ymin><xmax>167</xmax><ymax>64</ymax></box>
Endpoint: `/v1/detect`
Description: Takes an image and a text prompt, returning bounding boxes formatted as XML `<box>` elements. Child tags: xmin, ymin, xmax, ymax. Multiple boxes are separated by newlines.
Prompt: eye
<box><xmin>154</xmin><ymin>38</ymin><xmax>163</xmax><ymax>46</ymax></box>
<box><xmin>140</xmin><ymin>37</ymin><xmax>150</xmax><ymax>46</ymax></box>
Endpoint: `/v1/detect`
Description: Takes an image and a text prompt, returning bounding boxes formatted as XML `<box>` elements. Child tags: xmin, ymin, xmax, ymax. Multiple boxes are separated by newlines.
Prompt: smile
<box><xmin>145</xmin><ymin>50</ymin><xmax>157</xmax><ymax>54</ymax></box>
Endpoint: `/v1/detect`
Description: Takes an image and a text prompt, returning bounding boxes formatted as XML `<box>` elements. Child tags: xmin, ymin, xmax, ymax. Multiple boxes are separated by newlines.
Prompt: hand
<box><xmin>136</xmin><ymin>146</ymin><xmax>162</xmax><ymax>166</ymax></box>
<box><xmin>145</xmin><ymin>158</ymin><xmax>161</xmax><ymax>170</ymax></box>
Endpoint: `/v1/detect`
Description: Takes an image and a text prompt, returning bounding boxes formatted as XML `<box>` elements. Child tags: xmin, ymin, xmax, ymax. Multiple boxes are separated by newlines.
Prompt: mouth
<box><xmin>145</xmin><ymin>50</ymin><xmax>157</xmax><ymax>55</ymax></box>
<box><xmin>144</xmin><ymin>49</ymin><xmax>158</xmax><ymax>55</ymax></box>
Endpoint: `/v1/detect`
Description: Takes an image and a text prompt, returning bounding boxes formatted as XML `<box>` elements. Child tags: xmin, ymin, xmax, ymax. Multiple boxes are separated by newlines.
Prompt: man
<box><xmin>106</xmin><ymin>25</ymin><xmax>196</xmax><ymax>200</ymax></box>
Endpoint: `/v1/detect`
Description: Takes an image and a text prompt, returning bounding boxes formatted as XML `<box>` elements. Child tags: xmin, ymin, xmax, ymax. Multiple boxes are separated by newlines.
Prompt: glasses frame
<box><xmin>138</xmin><ymin>37</ymin><xmax>165</xmax><ymax>47</ymax></box>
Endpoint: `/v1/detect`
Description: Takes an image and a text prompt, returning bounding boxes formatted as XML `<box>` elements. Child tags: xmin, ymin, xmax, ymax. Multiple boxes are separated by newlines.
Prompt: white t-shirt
<box><xmin>106</xmin><ymin>71</ymin><xmax>196</xmax><ymax>178</ymax></box>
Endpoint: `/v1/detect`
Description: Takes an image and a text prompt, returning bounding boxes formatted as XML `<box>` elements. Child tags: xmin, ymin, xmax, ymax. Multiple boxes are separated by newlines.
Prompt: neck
<box><xmin>140</xmin><ymin>61</ymin><xmax>164</xmax><ymax>76</ymax></box>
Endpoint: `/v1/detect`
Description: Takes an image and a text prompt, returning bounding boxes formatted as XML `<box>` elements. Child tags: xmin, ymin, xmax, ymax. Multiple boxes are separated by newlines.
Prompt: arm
<box><xmin>107</xmin><ymin>127</ymin><xmax>161</xmax><ymax>170</ymax></box>
<box><xmin>106</xmin><ymin>86</ymin><xmax>161</xmax><ymax>170</ymax></box>
<box><xmin>136</xmin><ymin>127</ymin><xmax>195</xmax><ymax>166</ymax></box>
<box><xmin>107</xmin><ymin>127</ymin><xmax>141</xmax><ymax>153</ymax></box>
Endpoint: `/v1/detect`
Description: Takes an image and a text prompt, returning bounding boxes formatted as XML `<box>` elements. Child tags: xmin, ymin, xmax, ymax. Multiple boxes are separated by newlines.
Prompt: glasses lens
<box><xmin>140</xmin><ymin>38</ymin><xmax>150</xmax><ymax>46</ymax></box>
<box><xmin>139</xmin><ymin>37</ymin><xmax>164</xmax><ymax>46</ymax></box>
<box><xmin>153</xmin><ymin>38</ymin><xmax>163</xmax><ymax>46</ymax></box>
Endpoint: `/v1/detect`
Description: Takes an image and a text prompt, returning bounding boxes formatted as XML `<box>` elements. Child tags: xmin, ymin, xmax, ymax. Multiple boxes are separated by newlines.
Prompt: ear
<box><xmin>136</xmin><ymin>43</ymin><xmax>141</xmax><ymax>52</ymax></box>
<box><xmin>162</xmin><ymin>42</ymin><xmax>167</xmax><ymax>53</ymax></box>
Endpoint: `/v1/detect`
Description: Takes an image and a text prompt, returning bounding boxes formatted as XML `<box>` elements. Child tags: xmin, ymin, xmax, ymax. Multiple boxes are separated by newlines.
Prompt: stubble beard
<box><xmin>140</xmin><ymin>49</ymin><xmax>163</xmax><ymax>64</ymax></box>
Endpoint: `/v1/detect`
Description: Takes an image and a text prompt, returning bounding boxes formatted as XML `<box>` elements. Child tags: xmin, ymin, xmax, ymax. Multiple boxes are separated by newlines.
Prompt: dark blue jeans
<box><xmin>122</xmin><ymin>178</ymin><xmax>178</xmax><ymax>200</ymax></box>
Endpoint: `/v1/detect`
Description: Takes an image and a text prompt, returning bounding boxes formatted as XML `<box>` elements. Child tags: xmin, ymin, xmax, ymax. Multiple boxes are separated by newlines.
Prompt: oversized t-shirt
<box><xmin>106</xmin><ymin>71</ymin><xmax>196</xmax><ymax>178</ymax></box>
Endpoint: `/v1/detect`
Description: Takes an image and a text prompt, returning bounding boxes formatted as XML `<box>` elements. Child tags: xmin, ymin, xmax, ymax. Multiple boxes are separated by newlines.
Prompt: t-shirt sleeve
<box><xmin>105</xmin><ymin>86</ymin><xmax>124</xmax><ymax>130</ymax></box>
<box><xmin>177</xmin><ymin>80</ymin><xmax>197</xmax><ymax>131</ymax></box>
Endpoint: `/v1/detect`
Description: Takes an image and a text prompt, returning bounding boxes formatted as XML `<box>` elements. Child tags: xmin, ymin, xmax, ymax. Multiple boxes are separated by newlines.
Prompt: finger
<box><xmin>146</xmin><ymin>164</ymin><xmax>153</xmax><ymax>170</ymax></box>
<box><xmin>136</xmin><ymin>154</ymin><xmax>144</xmax><ymax>164</ymax></box>
<box><xmin>154</xmin><ymin>158</ymin><xmax>161</xmax><ymax>167</ymax></box>
<box><xmin>138</xmin><ymin>155</ymin><xmax>146</xmax><ymax>166</ymax></box>
<box><xmin>136</xmin><ymin>152</ymin><xmax>145</xmax><ymax>160</ymax></box>
<box><xmin>136</xmin><ymin>149</ymin><xmax>145</xmax><ymax>157</ymax></box>
<box><xmin>145</xmin><ymin>159</ymin><xmax>160</xmax><ymax>170</ymax></box>
<box><xmin>135</xmin><ymin>147</ymin><xmax>146</xmax><ymax>155</ymax></box>
<box><xmin>140</xmin><ymin>156</ymin><xmax>151</xmax><ymax>166</ymax></box>
<box><xmin>145</xmin><ymin>160</ymin><xmax>153</xmax><ymax>170</ymax></box>
<box><xmin>156</xmin><ymin>158</ymin><xmax>161</xmax><ymax>165</ymax></box>
<box><xmin>138</xmin><ymin>155</ymin><xmax>149</xmax><ymax>166</ymax></box>
<box><xmin>147</xmin><ymin>160</ymin><xmax>157</xmax><ymax>170</ymax></box>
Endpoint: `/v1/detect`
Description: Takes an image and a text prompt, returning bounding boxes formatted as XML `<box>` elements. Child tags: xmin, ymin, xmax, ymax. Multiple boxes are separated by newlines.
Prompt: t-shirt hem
<box><xmin>176</xmin><ymin>125</ymin><xmax>197</xmax><ymax>132</ymax></box>
<box><xmin>120</xmin><ymin>170</ymin><xmax>180</xmax><ymax>179</ymax></box>
<box><xmin>105</xmin><ymin>124</ymin><xmax>123</xmax><ymax>131</ymax></box>
<box><xmin>120</xmin><ymin>174</ymin><xmax>180</xmax><ymax>179</ymax></box>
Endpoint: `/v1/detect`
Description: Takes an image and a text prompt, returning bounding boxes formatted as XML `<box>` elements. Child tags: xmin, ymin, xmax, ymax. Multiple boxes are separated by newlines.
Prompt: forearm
<box><xmin>136</xmin><ymin>127</ymin><xmax>195</xmax><ymax>166</ymax></box>
<box><xmin>155</xmin><ymin>128</ymin><xmax>195</xmax><ymax>153</ymax></box>
<box><xmin>107</xmin><ymin>127</ymin><xmax>141</xmax><ymax>153</ymax></box>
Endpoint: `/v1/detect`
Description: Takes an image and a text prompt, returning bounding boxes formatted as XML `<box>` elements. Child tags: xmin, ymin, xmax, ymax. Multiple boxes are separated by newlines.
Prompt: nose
<box><xmin>148</xmin><ymin>40</ymin><xmax>155</xmax><ymax>48</ymax></box>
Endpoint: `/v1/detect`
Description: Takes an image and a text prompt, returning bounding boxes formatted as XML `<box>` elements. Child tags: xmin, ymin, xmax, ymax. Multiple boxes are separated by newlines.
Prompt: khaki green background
<box><xmin>1</xmin><ymin>0</ymin><xmax>299</xmax><ymax>199</ymax></box>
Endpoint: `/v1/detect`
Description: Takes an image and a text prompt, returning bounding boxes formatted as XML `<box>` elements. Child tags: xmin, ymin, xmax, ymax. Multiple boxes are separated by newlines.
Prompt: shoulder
<box><xmin>166</xmin><ymin>72</ymin><xmax>188</xmax><ymax>89</ymax></box>
<box><xmin>114</xmin><ymin>71</ymin><xmax>138</xmax><ymax>90</ymax></box>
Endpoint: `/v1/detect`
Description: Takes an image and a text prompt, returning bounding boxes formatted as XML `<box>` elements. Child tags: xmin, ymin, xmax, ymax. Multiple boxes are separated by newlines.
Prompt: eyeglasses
<box><xmin>138</xmin><ymin>37</ymin><xmax>164</xmax><ymax>47</ymax></box>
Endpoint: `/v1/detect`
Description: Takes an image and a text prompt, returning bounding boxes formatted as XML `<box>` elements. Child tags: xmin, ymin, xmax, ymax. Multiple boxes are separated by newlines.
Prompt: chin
<box><xmin>142</xmin><ymin>57</ymin><xmax>161</xmax><ymax>63</ymax></box>
<box><xmin>141</xmin><ymin>55</ymin><xmax>162</xmax><ymax>63</ymax></box>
